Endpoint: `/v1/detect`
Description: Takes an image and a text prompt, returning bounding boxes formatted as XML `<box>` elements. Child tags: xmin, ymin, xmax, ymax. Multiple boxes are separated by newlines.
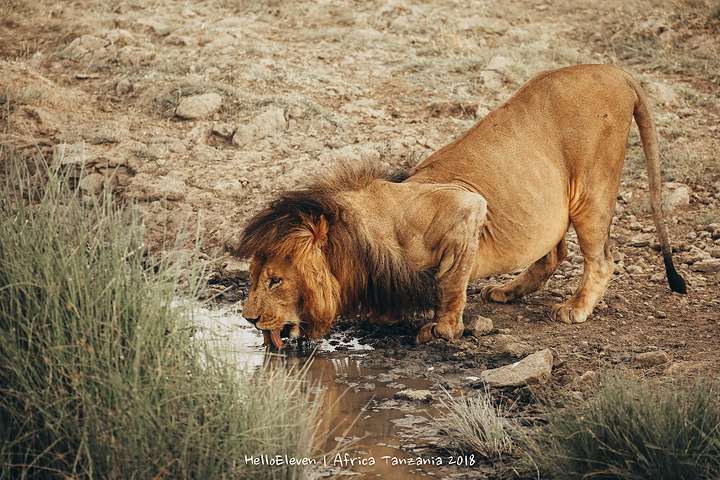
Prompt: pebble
<box><xmin>394</xmin><ymin>389</ymin><xmax>433</xmax><ymax>402</ymax></box>
<box><xmin>175</xmin><ymin>93</ymin><xmax>223</xmax><ymax>120</ymax></box>
<box><xmin>634</xmin><ymin>350</ymin><xmax>670</xmax><ymax>368</ymax></box>
<box><xmin>464</xmin><ymin>315</ymin><xmax>493</xmax><ymax>338</ymax></box>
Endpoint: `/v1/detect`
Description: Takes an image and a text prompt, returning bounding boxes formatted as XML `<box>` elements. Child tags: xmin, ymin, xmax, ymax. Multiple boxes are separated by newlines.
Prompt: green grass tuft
<box><xmin>534</xmin><ymin>371</ymin><xmax>720</xmax><ymax>480</ymax></box>
<box><xmin>0</xmin><ymin>138</ymin><xmax>320</xmax><ymax>478</ymax></box>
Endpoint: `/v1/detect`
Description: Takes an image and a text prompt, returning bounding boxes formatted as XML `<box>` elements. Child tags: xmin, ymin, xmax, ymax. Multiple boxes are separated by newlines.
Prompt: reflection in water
<box><xmin>195</xmin><ymin>305</ymin><xmax>448</xmax><ymax>478</ymax></box>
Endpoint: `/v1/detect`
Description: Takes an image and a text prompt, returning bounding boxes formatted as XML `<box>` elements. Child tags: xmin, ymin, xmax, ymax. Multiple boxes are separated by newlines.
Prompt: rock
<box><xmin>678</xmin><ymin>246</ymin><xmax>710</xmax><ymax>265</ymax></box>
<box><xmin>709</xmin><ymin>247</ymin><xmax>720</xmax><ymax>259</ymax></box>
<box><xmin>628</xmin><ymin>234</ymin><xmax>652</xmax><ymax>247</ymax></box>
<box><xmin>465</xmin><ymin>315</ymin><xmax>493</xmax><ymax>337</ymax></box>
<box><xmin>116</xmin><ymin>78</ymin><xmax>133</xmax><ymax>95</ymax></box>
<box><xmin>394</xmin><ymin>389</ymin><xmax>433</xmax><ymax>402</ymax></box>
<box><xmin>175</xmin><ymin>93</ymin><xmax>223</xmax><ymax>120</ymax></box>
<box><xmin>212</xmin><ymin>122</ymin><xmax>236</xmax><ymax>138</ymax></box>
<box><xmin>326</xmin><ymin>136</ymin><xmax>346</xmax><ymax>149</ymax></box>
<box><xmin>253</xmin><ymin>108</ymin><xmax>286</xmax><ymax>136</ymax></box>
<box><xmin>634</xmin><ymin>350</ymin><xmax>670</xmax><ymax>368</ymax></box>
<box><xmin>479</xmin><ymin>349</ymin><xmax>553</xmax><ymax>387</ymax></box>
<box><xmin>222</xmin><ymin>258</ymin><xmax>250</xmax><ymax>281</ymax></box>
<box><xmin>626</xmin><ymin>265</ymin><xmax>643</xmax><ymax>275</ymax></box>
<box><xmin>499</xmin><ymin>341</ymin><xmax>529</xmax><ymax>357</ymax></box>
<box><xmin>79</xmin><ymin>173</ymin><xmax>105</xmax><ymax>195</ymax></box>
<box><xmin>63</xmin><ymin>34</ymin><xmax>112</xmax><ymax>63</ymax></box>
<box><xmin>579</xmin><ymin>370</ymin><xmax>597</xmax><ymax>384</ymax></box>
<box><xmin>480</xmin><ymin>70</ymin><xmax>503</xmax><ymax>90</ymax></box>
<box><xmin>476</xmin><ymin>106</ymin><xmax>491</xmax><ymax>118</ymax></box>
<box><xmin>663</xmin><ymin>185</ymin><xmax>690</xmax><ymax>211</ymax></box>
<box><xmin>351</xmin><ymin>382</ymin><xmax>376</xmax><ymax>393</ymax></box>
<box><xmin>691</xmin><ymin>259</ymin><xmax>720</xmax><ymax>274</ymax></box>
<box><xmin>231</xmin><ymin>124</ymin><xmax>256</xmax><ymax>148</ymax></box>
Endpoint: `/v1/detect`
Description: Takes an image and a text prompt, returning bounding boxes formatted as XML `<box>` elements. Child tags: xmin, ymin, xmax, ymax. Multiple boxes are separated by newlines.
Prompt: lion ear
<box><xmin>309</xmin><ymin>214</ymin><xmax>330</xmax><ymax>250</ymax></box>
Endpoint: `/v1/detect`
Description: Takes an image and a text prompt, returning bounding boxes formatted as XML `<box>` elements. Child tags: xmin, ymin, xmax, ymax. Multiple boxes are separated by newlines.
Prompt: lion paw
<box><xmin>480</xmin><ymin>285</ymin><xmax>512</xmax><ymax>303</ymax></box>
<box><xmin>415</xmin><ymin>322</ymin><xmax>459</xmax><ymax>344</ymax></box>
<box><xmin>550</xmin><ymin>303</ymin><xmax>590</xmax><ymax>324</ymax></box>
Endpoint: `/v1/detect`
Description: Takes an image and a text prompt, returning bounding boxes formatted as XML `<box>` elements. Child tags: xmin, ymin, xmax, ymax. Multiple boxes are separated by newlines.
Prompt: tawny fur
<box><xmin>235</xmin><ymin>162</ymin><xmax>440</xmax><ymax>339</ymax></box>
<box><xmin>236</xmin><ymin>64</ymin><xmax>686</xmax><ymax>345</ymax></box>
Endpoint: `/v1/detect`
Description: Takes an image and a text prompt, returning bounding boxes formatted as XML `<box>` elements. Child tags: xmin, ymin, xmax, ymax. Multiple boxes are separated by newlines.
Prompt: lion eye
<box><xmin>269</xmin><ymin>277</ymin><xmax>282</xmax><ymax>288</ymax></box>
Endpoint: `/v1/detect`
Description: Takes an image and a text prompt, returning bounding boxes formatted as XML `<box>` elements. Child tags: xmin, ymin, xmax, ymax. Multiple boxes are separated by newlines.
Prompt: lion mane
<box><xmin>234</xmin><ymin>162</ymin><xmax>440</xmax><ymax>339</ymax></box>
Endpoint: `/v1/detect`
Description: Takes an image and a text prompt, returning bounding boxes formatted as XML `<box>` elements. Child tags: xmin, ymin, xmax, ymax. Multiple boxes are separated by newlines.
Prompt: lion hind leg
<box><xmin>551</xmin><ymin>218</ymin><xmax>615</xmax><ymax>324</ymax></box>
<box><xmin>481</xmin><ymin>238</ymin><xmax>568</xmax><ymax>303</ymax></box>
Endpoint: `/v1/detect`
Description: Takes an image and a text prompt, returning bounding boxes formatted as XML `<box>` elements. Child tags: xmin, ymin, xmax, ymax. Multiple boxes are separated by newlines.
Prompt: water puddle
<box><xmin>194</xmin><ymin>305</ymin><xmax>459</xmax><ymax>478</ymax></box>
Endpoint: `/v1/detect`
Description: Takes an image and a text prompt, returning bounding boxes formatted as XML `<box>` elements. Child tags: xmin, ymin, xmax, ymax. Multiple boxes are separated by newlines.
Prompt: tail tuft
<box><xmin>664</xmin><ymin>253</ymin><xmax>687</xmax><ymax>294</ymax></box>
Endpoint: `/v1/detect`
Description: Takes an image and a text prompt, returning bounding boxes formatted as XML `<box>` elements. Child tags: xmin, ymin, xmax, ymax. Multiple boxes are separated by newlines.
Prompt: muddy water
<box><xmin>194</xmin><ymin>305</ymin><xmax>464</xmax><ymax>478</ymax></box>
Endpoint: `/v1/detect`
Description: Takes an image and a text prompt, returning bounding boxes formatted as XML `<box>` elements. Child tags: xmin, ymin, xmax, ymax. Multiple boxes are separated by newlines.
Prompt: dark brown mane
<box><xmin>235</xmin><ymin>161</ymin><xmax>439</xmax><ymax>330</ymax></box>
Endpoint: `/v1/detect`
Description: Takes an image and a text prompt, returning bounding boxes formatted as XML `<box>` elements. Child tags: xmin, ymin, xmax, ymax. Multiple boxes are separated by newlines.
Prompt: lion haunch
<box><xmin>235</xmin><ymin>64</ymin><xmax>686</xmax><ymax>346</ymax></box>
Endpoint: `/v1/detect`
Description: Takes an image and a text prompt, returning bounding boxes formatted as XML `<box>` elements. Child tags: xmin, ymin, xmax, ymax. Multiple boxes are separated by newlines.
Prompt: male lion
<box><xmin>235</xmin><ymin>64</ymin><xmax>687</xmax><ymax>347</ymax></box>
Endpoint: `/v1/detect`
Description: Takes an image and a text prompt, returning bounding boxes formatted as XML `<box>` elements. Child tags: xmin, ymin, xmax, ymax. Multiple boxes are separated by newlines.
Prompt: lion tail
<box><xmin>628</xmin><ymin>73</ymin><xmax>687</xmax><ymax>294</ymax></box>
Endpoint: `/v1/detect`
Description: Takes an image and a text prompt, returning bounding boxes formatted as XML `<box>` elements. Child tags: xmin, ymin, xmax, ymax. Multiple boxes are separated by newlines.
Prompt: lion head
<box><xmin>234</xmin><ymin>162</ymin><xmax>439</xmax><ymax>348</ymax></box>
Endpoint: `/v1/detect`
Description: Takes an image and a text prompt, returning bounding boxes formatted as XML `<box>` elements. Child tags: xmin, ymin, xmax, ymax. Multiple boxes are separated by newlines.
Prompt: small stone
<box><xmin>253</xmin><ymin>108</ymin><xmax>286</xmax><ymax>135</ymax></box>
<box><xmin>175</xmin><ymin>93</ymin><xmax>223</xmax><ymax>120</ymax></box>
<box><xmin>116</xmin><ymin>78</ymin><xmax>133</xmax><ymax>95</ymax></box>
<box><xmin>231</xmin><ymin>124</ymin><xmax>256</xmax><ymax>148</ymax></box>
<box><xmin>465</xmin><ymin>315</ymin><xmax>493</xmax><ymax>338</ymax></box>
<box><xmin>626</xmin><ymin>265</ymin><xmax>643</xmax><ymax>275</ymax></box>
<box><xmin>663</xmin><ymin>186</ymin><xmax>691</xmax><ymax>211</ymax></box>
<box><xmin>212</xmin><ymin>122</ymin><xmax>236</xmax><ymax>138</ymax></box>
<box><xmin>691</xmin><ymin>259</ymin><xmax>720</xmax><ymax>274</ymax></box>
<box><xmin>628</xmin><ymin>234</ymin><xmax>652</xmax><ymax>247</ymax></box>
<box><xmin>480</xmin><ymin>349</ymin><xmax>553</xmax><ymax>387</ymax></box>
<box><xmin>579</xmin><ymin>370</ymin><xmax>597</xmax><ymax>384</ymax></box>
<box><xmin>480</xmin><ymin>70</ymin><xmax>503</xmax><ymax>90</ymax></box>
<box><xmin>352</xmin><ymin>382</ymin><xmax>376</xmax><ymax>393</ymax></box>
<box><xmin>394</xmin><ymin>389</ymin><xmax>433</xmax><ymax>402</ymax></box>
<box><xmin>634</xmin><ymin>350</ymin><xmax>670</xmax><ymax>368</ymax></box>
<box><xmin>80</xmin><ymin>173</ymin><xmax>105</xmax><ymax>195</ymax></box>
<box><xmin>222</xmin><ymin>258</ymin><xmax>250</xmax><ymax>281</ymax></box>
<box><xmin>326</xmin><ymin>136</ymin><xmax>346</xmax><ymax>149</ymax></box>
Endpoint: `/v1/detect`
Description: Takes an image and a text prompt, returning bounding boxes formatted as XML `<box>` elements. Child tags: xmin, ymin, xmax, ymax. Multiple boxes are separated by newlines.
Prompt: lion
<box><xmin>235</xmin><ymin>64</ymin><xmax>687</xmax><ymax>347</ymax></box>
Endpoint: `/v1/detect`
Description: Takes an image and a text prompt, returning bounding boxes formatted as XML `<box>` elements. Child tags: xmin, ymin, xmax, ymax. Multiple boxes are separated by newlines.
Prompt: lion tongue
<box><xmin>262</xmin><ymin>330</ymin><xmax>284</xmax><ymax>349</ymax></box>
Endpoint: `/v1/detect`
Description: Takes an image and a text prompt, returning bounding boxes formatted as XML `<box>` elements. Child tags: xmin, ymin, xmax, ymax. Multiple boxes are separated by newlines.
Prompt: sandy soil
<box><xmin>2</xmin><ymin>0</ymin><xmax>719</xmax><ymax>475</ymax></box>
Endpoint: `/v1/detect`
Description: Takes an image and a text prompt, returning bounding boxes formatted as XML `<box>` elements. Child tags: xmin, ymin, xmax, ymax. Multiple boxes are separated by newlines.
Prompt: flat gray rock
<box><xmin>480</xmin><ymin>349</ymin><xmax>553</xmax><ymax>387</ymax></box>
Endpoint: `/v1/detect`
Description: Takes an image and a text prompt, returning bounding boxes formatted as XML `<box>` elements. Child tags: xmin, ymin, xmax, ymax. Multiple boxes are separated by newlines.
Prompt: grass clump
<box><xmin>0</xmin><ymin>141</ymin><xmax>320</xmax><ymax>479</ymax></box>
<box><xmin>437</xmin><ymin>389</ymin><xmax>514</xmax><ymax>458</ymax></box>
<box><xmin>534</xmin><ymin>371</ymin><xmax>720</xmax><ymax>479</ymax></box>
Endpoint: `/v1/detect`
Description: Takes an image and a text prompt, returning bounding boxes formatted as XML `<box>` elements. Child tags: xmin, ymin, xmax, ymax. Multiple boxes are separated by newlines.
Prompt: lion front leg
<box><xmin>416</xmin><ymin>288</ymin><xmax>467</xmax><ymax>343</ymax></box>
<box><xmin>415</xmin><ymin>242</ymin><xmax>477</xmax><ymax>344</ymax></box>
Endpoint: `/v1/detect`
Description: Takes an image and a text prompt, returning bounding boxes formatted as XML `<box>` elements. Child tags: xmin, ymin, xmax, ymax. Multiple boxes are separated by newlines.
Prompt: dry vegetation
<box><xmin>1</xmin><ymin>0</ymin><xmax>720</xmax><ymax>477</ymax></box>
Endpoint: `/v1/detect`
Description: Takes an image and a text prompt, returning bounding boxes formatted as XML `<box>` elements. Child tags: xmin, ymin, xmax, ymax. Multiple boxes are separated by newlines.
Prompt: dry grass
<box><xmin>436</xmin><ymin>389</ymin><xmax>514</xmax><ymax>458</ymax></box>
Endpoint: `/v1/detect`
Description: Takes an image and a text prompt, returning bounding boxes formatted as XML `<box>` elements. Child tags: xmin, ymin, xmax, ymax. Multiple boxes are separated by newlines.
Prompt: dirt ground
<box><xmin>2</xmin><ymin>0</ymin><xmax>720</xmax><ymax>409</ymax></box>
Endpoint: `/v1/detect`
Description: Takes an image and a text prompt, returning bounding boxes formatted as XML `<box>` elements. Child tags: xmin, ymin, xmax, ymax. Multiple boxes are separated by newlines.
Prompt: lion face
<box><xmin>242</xmin><ymin>255</ymin><xmax>303</xmax><ymax>348</ymax></box>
